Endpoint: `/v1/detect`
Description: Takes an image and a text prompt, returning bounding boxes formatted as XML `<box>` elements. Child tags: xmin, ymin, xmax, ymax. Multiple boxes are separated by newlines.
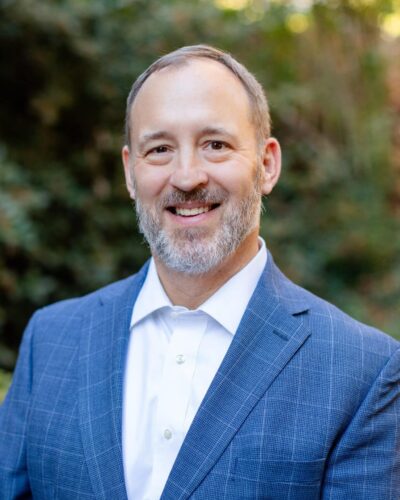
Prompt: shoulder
<box><xmin>270</xmin><ymin>256</ymin><xmax>398</xmax><ymax>350</ymax></box>
<box><xmin>264</xmin><ymin>255</ymin><xmax>399</xmax><ymax>386</ymax></box>
<box><xmin>26</xmin><ymin>262</ymin><xmax>150</xmax><ymax>343</ymax></box>
<box><xmin>296</xmin><ymin>282</ymin><xmax>397</xmax><ymax>356</ymax></box>
<box><xmin>263</xmin><ymin>261</ymin><xmax>400</xmax><ymax>424</ymax></box>
<box><xmin>291</xmin><ymin>285</ymin><xmax>399</xmax><ymax>399</ymax></box>
<box><xmin>37</xmin><ymin>275</ymin><xmax>135</xmax><ymax>316</ymax></box>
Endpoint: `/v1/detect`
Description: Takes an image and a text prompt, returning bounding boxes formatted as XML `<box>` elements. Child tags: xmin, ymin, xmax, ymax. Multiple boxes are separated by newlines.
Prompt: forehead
<box><xmin>129</xmin><ymin>59</ymin><xmax>253</xmax><ymax>140</ymax></box>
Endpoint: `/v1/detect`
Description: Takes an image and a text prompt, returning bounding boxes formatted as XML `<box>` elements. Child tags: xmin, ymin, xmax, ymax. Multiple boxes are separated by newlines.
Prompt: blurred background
<box><xmin>1</xmin><ymin>0</ymin><xmax>399</xmax><ymax>399</ymax></box>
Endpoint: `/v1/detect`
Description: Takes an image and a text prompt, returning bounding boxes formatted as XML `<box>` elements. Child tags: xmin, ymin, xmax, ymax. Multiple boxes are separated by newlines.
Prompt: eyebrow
<box><xmin>199</xmin><ymin>126</ymin><xmax>235</xmax><ymax>140</ymax></box>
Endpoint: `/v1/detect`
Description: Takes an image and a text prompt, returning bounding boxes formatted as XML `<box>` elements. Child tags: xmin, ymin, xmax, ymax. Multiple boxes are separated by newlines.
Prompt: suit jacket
<box><xmin>1</xmin><ymin>252</ymin><xmax>399</xmax><ymax>500</ymax></box>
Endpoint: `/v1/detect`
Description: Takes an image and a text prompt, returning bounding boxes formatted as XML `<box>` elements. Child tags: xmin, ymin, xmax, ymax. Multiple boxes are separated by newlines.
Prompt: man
<box><xmin>0</xmin><ymin>45</ymin><xmax>399</xmax><ymax>500</ymax></box>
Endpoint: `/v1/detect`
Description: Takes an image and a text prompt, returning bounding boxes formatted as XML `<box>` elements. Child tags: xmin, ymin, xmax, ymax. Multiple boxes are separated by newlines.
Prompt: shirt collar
<box><xmin>198</xmin><ymin>238</ymin><xmax>267</xmax><ymax>334</ymax></box>
<box><xmin>130</xmin><ymin>238</ymin><xmax>267</xmax><ymax>335</ymax></box>
<box><xmin>130</xmin><ymin>258</ymin><xmax>172</xmax><ymax>327</ymax></box>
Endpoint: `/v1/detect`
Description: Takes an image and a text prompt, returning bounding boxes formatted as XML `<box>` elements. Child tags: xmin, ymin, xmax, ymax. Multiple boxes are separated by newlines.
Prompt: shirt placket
<box><xmin>148</xmin><ymin>311</ymin><xmax>207</xmax><ymax>499</ymax></box>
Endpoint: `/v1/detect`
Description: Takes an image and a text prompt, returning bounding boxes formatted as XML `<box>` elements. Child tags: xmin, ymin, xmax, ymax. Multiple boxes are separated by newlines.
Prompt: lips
<box><xmin>167</xmin><ymin>203</ymin><xmax>220</xmax><ymax>217</ymax></box>
<box><xmin>175</xmin><ymin>206</ymin><xmax>211</xmax><ymax>216</ymax></box>
<box><xmin>161</xmin><ymin>188</ymin><xmax>226</xmax><ymax>218</ymax></box>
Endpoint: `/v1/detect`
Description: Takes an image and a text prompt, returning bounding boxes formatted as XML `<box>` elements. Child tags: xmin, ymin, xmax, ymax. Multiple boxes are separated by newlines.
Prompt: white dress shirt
<box><xmin>122</xmin><ymin>239</ymin><xmax>267</xmax><ymax>500</ymax></box>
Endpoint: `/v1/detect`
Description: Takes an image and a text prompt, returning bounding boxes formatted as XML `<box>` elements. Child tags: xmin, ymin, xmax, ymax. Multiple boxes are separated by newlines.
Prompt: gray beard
<box><xmin>135</xmin><ymin>184</ymin><xmax>262</xmax><ymax>275</ymax></box>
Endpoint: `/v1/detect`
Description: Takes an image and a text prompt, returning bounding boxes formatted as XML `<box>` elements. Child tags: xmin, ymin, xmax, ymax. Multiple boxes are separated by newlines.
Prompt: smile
<box><xmin>167</xmin><ymin>204</ymin><xmax>220</xmax><ymax>217</ymax></box>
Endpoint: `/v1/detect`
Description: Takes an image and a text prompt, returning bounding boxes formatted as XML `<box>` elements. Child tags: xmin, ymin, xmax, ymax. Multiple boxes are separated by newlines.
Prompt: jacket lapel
<box><xmin>162</xmin><ymin>255</ymin><xmax>311</xmax><ymax>500</ymax></box>
<box><xmin>78</xmin><ymin>264</ymin><xmax>149</xmax><ymax>500</ymax></box>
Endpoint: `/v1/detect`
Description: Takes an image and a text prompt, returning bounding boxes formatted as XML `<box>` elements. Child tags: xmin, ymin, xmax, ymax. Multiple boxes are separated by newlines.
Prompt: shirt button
<box><xmin>175</xmin><ymin>354</ymin><xmax>185</xmax><ymax>364</ymax></box>
<box><xmin>163</xmin><ymin>428</ymin><xmax>172</xmax><ymax>440</ymax></box>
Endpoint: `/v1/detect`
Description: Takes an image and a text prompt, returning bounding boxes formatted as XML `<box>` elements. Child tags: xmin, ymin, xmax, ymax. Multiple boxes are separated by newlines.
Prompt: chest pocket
<box><xmin>232</xmin><ymin>458</ymin><xmax>325</xmax><ymax>500</ymax></box>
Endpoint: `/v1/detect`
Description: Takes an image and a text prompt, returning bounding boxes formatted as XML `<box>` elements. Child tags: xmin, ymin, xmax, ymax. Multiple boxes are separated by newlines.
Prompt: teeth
<box><xmin>175</xmin><ymin>206</ymin><xmax>211</xmax><ymax>216</ymax></box>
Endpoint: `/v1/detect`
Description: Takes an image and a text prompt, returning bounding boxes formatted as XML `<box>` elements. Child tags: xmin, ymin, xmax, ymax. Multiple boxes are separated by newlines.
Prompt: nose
<box><xmin>169</xmin><ymin>150</ymin><xmax>208</xmax><ymax>192</ymax></box>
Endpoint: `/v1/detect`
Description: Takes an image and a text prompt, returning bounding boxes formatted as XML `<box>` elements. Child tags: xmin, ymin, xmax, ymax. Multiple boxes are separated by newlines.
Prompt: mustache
<box><xmin>158</xmin><ymin>187</ymin><xmax>228</xmax><ymax>208</ymax></box>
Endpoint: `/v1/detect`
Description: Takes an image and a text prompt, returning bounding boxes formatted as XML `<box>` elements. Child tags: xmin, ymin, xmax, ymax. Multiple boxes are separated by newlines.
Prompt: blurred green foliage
<box><xmin>0</xmin><ymin>0</ymin><xmax>399</xmax><ymax>375</ymax></box>
<box><xmin>0</xmin><ymin>370</ymin><xmax>12</xmax><ymax>402</ymax></box>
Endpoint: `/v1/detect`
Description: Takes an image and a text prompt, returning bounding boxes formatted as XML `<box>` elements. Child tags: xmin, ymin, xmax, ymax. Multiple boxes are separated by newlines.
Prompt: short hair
<box><xmin>124</xmin><ymin>44</ymin><xmax>271</xmax><ymax>147</ymax></box>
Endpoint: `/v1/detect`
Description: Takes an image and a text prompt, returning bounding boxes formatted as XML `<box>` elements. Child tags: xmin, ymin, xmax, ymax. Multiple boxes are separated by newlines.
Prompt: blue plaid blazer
<box><xmin>1</xmin><ymin>252</ymin><xmax>399</xmax><ymax>499</ymax></box>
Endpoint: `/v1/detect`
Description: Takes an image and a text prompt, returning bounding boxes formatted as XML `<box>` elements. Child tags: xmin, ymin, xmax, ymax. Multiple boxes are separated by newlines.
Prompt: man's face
<box><xmin>123</xmin><ymin>59</ymin><xmax>280</xmax><ymax>274</ymax></box>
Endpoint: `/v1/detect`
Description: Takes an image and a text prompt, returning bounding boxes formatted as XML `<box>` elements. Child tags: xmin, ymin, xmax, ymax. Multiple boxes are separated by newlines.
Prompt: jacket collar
<box><xmin>78</xmin><ymin>252</ymin><xmax>311</xmax><ymax>499</ymax></box>
<box><xmin>78</xmin><ymin>263</ymin><xmax>149</xmax><ymax>500</ymax></box>
<box><xmin>162</xmin><ymin>251</ymin><xmax>311</xmax><ymax>499</ymax></box>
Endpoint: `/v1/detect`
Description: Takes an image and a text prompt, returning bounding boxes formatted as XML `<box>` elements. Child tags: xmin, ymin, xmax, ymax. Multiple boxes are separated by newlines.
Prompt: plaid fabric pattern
<box><xmin>1</xmin><ymin>254</ymin><xmax>399</xmax><ymax>500</ymax></box>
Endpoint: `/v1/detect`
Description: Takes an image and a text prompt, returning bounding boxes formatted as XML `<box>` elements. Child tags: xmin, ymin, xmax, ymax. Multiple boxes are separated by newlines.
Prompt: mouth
<box><xmin>166</xmin><ymin>204</ymin><xmax>220</xmax><ymax>217</ymax></box>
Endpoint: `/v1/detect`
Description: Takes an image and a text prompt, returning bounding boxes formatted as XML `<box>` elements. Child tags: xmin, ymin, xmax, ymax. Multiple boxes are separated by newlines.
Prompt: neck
<box><xmin>153</xmin><ymin>230</ymin><xmax>260</xmax><ymax>309</ymax></box>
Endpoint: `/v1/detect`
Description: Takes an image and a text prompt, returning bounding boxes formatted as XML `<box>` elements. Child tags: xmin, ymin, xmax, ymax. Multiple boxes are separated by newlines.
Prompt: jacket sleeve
<box><xmin>0</xmin><ymin>312</ymin><xmax>38</xmax><ymax>500</ymax></box>
<box><xmin>322</xmin><ymin>346</ymin><xmax>400</xmax><ymax>500</ymax></box>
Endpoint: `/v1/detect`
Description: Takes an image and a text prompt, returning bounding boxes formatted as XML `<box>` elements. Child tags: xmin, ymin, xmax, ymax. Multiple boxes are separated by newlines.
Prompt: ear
<box><xmin>259</xmin><ymin>137</ymin><xmax>282</xmax><ymax>196</ymax></box>
<box><xmin>122</xmin><ymin>145</ymin><xmax>135</xmax><ymax>200</ymax></box>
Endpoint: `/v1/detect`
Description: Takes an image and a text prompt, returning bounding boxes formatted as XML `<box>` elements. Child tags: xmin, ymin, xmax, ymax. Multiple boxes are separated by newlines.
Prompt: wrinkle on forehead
<box><xmin>129</xmin><ymin>59</ymin><xmax>256</xmax><ymax>150</ymax></box>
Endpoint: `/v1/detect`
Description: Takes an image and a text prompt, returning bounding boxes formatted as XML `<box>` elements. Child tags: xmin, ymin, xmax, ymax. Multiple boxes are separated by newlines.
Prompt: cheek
<box><xmin>213</xmin><ymin>172</ymin><xmax>256</xmax><ymax>199</ymax></box>
<box><xmin>134</xmin><ymin>166</ymin><xmax>170</xmax><ymax>200</ymax></box>
<box><xmin>210</xmin><ymin>158</ymin><xmax>259</xmax><ymax>195</ymax></box>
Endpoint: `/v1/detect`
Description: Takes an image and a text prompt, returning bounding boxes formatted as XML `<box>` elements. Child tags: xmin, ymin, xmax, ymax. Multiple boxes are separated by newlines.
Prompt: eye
<box><xmin>205</xmin><ymin>140</ymin><xmax>230</xmax><ymax>153</ymax></box>
<box><xmin>203</xmin><ymin>139</ymin><xmax>231</xmax><ymax>161</ymax></box>
<box><xmin>148</xmin><ymin>145</ymin><xmax>169</xmax><ymax>155</ymax></box>
<box><xmin>208</xmin><ymin>141</ymin><xmax>226</xmax><ymax>150</ymax></box>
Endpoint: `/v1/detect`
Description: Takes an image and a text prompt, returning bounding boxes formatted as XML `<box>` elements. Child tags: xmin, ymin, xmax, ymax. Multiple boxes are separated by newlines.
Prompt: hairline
<box><xmin>124</xmin><ymin>46</ymin><xmax>271</xmax><ymax>149</ymax></box>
